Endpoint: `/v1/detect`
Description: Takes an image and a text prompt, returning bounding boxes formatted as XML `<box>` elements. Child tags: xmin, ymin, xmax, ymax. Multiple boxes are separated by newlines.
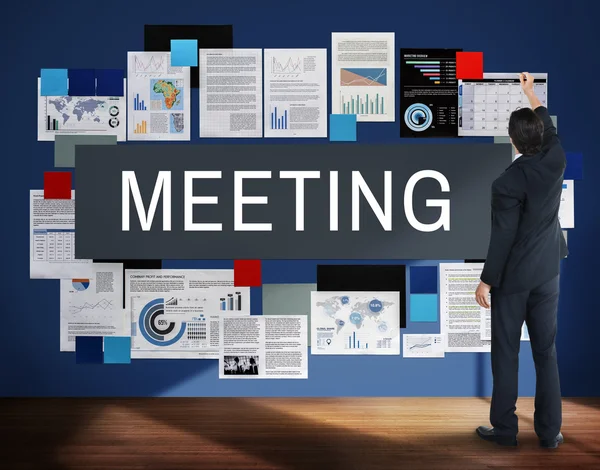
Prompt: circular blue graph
<box><xmin>341</xmin><ymin>296</ymin><xmax>350</xmax><ymax>305</ymax></box>
<box><xmin>404</xmin><ymin>103</ymin><xmax>433</xmax><ymax>132</ymax></box>
<box><xmin>138</xmin><ymin>298</ymin><xmax>186</xmax><ymax>347</ymax></box>
<box><xmin>369</xmin><ymin>299</ymin><xmax>383</xmax><ymax>313</ymax></box>
<box><xmin>349</xmin><ymin>312</ymin><xmax>363</xmax><ymax>325</ymax></box>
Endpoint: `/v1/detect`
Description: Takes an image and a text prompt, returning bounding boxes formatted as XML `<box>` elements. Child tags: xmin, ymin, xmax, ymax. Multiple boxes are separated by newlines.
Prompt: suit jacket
<box><xmin>480</xmin><ymin>106</ymin><xmax>568</xmax><ymax>293</ymax></box>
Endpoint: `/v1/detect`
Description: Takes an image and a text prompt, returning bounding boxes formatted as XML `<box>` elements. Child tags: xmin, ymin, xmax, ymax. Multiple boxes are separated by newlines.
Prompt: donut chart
<box><xmin>138</xmin><ymin>297</ymin><xmax>186</xmax><ymax>347</ymax></box>
<box><xmin>404</xmin><ymin>103</ymin><xmax>433</xmax><ymax>132</ymax></box>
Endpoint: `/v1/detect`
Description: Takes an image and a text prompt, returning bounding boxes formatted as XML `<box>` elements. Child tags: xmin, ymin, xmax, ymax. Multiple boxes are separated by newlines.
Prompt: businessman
<box><xmin>474</xmin><ymin>72</ymin><xmax>568</xmax><ymax>449</ymax></box>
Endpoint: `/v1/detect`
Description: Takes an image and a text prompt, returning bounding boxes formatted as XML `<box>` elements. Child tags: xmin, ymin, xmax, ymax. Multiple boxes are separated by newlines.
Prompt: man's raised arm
<box><xmin>521</xmin><ymin>72</ymin><xmax>559</xmax><ymax>152</ymax></box>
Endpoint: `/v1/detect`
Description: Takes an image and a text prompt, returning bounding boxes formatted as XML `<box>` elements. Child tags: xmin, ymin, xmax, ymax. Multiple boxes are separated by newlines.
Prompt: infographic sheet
<box><xmin>127</xmin><ymin>52</ymin><xmax>190</xmax><ymax>140</ymax></box>
<box><xmin>126</xmin><ymin>269</ymin><xmax>250</xmax><ymax>359</ymax></box>
<box><xmin>37</xmin><ymin>79</ymin><xmax>127</xmax><ymax>142</ymax></box>
<box><xmin>331</xmin><ymin>32</ymin><xmax>395</xmax><ymax>122</ymax></box>
<box><xmin>264</xmin><ymin>48</ymin><xmax>327</xmax><ymax>138</ymax></box>
<box><xmin>60</xmin><ymin>263</ymin><xmax>127</xmax><ymax>351</ymax></box>
<box><xmin>311</xmin><ymin>291</ymin><xmax>400</xmax><ymax>355</ymax></box>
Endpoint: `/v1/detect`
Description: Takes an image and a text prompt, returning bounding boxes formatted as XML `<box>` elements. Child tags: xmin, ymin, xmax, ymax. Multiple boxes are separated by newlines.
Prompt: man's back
<box><xmin>481</xmin><ymin>106</ymin><xmax>568</xmax><ymax>293</ymax></box>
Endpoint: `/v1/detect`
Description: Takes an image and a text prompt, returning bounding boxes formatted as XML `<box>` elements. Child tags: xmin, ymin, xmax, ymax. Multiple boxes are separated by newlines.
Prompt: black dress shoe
<box><xmin>476</xmin><ymin>426</ymin><xmax>518</xmax><ymax>446</ymax></box>
<box><xmin>540</xmin><ymin>432</ymin><xmax>564</xmax><ymax>449</ymax></box>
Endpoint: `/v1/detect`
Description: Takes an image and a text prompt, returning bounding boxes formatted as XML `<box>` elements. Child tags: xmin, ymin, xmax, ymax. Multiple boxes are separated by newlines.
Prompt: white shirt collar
<box><xmin>513</xmin><ymin>153</ymin><xmax>522</xmax><ymax>162</ymax></box>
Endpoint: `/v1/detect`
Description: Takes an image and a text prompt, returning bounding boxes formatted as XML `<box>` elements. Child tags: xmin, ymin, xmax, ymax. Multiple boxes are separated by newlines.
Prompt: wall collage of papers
<box><xmin>32</xmin><ymin>26</ymin><xmax>577</xmax><ymax>378</ymax></box>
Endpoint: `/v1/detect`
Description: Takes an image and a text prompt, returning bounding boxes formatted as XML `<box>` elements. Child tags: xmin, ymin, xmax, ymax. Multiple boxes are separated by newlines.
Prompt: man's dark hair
<box><xmin>508</xmin><ymin>108</ymin><xmax>544</xmax><ymax>155</ymax></box>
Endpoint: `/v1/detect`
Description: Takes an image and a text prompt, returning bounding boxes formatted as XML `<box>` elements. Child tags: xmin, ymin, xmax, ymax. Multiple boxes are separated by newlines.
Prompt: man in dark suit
<box><xmin>474</xmin><ymin>72</ymin><xmax>568</xmax><ymax>449</ymax></box>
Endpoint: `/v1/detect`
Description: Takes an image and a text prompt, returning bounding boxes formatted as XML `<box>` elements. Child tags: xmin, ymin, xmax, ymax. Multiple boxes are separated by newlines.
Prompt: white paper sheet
<box><xmin>331</xmin><ymin>32</ymin><xmax>395</xmax><ymax>122</ymax></box>
<box><xmin>126</xmin><ymin>269</ymin><xmax>250</xmax><ymax>359</ymax></box>
<box><xmin>30</xmin><ymin>190</ymin><xmax>93</xmax><ymax>279</ymax></box>
<box><xmin>264</xmin><ymin>49</ymin><xmax>327</xmax><ymax>138</ymax></box>
<box><xmin>200</xmin><ymin>49</ymin><xmax>263</xmax><ymax>137</ymax></box>
<box><xmin>37</xmin><ymin>79</ymin><xmax>127</xmax><ymax>142</ymax></box>
<box><xmin>559</xmin><ymin>180</ymin><xmax>574</xmax><ymax>229</ymax></box>
<box><xmin>481</xmin><ymin>306</ymin><xmax>531</xmax><ymax>342</ymax></box>
<box><xmin>127</xmin><ymin>52</ymin><xmax>190</xmax><ymax>141</ymax></box>
<box><xmin>60</xmin><ymin>263</ymin><xmax>127</xmax><ymax>351</ymax></box>
<box><xmin>220</xmin><ymin>315</ymin><xmax>308</xmax><ymax>379</ymax></box>
<box><xmin>311</xmin><ymin>291</ymin><xmax>400</xmax><ymax>355</ymax></box>
<box><xmin>403</xmin><ymin>334</ymin><xmax>445</xmax><ymax>358</ymax></box>
<box><xmin>440</xmin><ymin>263</ymin><xmax>491</xmax><ymax>352</ymax></box>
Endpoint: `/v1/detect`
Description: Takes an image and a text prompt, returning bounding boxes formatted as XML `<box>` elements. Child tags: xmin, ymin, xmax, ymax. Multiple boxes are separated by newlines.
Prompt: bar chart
<box><xmin>46</xmin><ymin>116</ymin><xmax>59</xmax><ymax>130</ymax></box>
<box><xmin>406</xmin><ymin>60</ymin><xmax>441</xmax><ymax>84</ymax></box>
<box><xmin>346</xmin><ymin>331</ymin><xmax>369</xmax><ymax>350</ymax></box>
<box><xmin>340</xmin><ymin>92</ymin><xmax>384</xmax><ymax>115</ymax></box>
<box><xmin>133</xmin><ymin>120</ymin><xmax>147</xmax><ymax>134</ymax></box>
<box><xmin>270</xmin><ymin>106</ymin><xmax>288</xmax><ymax>129</ymax></box>
<box><xmin>219</xmin><ymin>292</ymin><xmax>243</xmax><ymax>311</ymax></box>
<box><xmin>133</xmin><ymin>93</ymin><xmax>147</xmax><ymax>111</ymax></box>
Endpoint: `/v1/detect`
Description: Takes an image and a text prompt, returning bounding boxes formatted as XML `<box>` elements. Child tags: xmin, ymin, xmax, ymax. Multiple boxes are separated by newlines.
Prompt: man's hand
<box><xmin>520</xmin><ymin>72</ymin><xmax>534</xmax><ymax>95</ymax></box>
<box><xmin>475</xmin><ymin>281</ymin><xmax>491</xmax><ymax>309</ymax></box>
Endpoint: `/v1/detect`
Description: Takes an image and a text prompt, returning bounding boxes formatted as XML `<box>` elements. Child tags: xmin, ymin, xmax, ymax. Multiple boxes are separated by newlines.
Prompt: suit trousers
<box><xmin>489</xmin><ymin>274</ymin><xmax>562</xmax><ymax>440</ymax></box>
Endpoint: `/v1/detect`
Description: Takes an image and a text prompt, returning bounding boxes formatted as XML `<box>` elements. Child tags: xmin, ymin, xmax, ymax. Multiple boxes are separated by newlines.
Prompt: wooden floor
<box><xmin>1</xmin><ymin>398</ymin><xmax>599</xmax><ymax>470</ymax></box>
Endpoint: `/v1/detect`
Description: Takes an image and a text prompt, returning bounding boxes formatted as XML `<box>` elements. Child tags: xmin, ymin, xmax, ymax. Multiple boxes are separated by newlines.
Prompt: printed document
<box><xmin>200</xmin><ymin>49</ymin><xmax>263</xmax><ymax>137</ymax></box>
<box><xmin>37</xmin><ymin>79</ymin><xmax>127</xmax><ymax>142</ymax></box>
<box><xmin>559</xmin><ymin>180</ymin><xmax>574</xmax><ymax>228</ymax></box>
<box><xmin>264</xmin><ymin>49</ymin><xmax>327</xmax><ymax>138</ymax></box>
<box><xmin>126</xmin><ymin>269</ymin><xmax>250</xmax><ymax>359</ymax></box>
<box><xmin>440</xmin><ymin>263</ymin><xmax>491</xmax><ymax>352</ymax></box>
<box><xmin>60</xmin><ymin>263</ymin><xmax>126</xmax><ymax>351</ymax></box>
<box><xmin>331</xmin><ymin>32</ymin><xmax>395</xmax><ymax>122</ymax></box>
<box><xmin>402</xmin><ymin>334</ymin><xmax>445</xmax><ymax>358</ymax></box>
<box><xmin>311</xmin><ymin>291</ymin><xmax>400</xmax><ymax>355</ymax></box>
<box><xmin>30</xmin><ymin>190</ymin><xmax>93</xmax><ymax>279</ymax></box>
<box><xmin>481</xmin><ymin>307</ymin><xmax>531</xmax><ymax>342</ymax></box>
<box><xmin>127</xmin><ymin>52</ymin><xmax>190</xmax><ymax>140</ymax></box>
<box><xmin>220</xmin><ymin>315</ymin><xmax>308</xmax><ymax>379</ymax></box>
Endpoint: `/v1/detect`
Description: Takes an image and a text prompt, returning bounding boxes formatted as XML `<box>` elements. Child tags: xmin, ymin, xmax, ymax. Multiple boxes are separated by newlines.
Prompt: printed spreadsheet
<box><xmin>458</xmin><ymin>73</ymin><xmax>548</xmax><ymax>136</ymax></box>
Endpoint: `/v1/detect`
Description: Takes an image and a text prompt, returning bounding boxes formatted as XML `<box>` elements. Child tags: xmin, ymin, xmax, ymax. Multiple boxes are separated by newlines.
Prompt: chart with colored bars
<box><xmin>338</xmin><ymin>68</ymin><xmax>388</xmax><ymax>116</ymax></box>
<box><xmin>458</xmin><ymin>73</ymin><xmax>548</xmax><ymax>136</ymax></box>
<box><xmin>134</xmin><ymin>119</ymin><xmax>148</xmax><ymax>134</ymax></box>
<box><xmin>346</xmin><ymin>331</ymin><xmax>368</xmax><ymax>350</ymax></box>
<box><xmin>220</xmin><ymin>292</ymin><xmax>243</xmax><ymax>311</ymax></box>
<box><xmin>400</xmin><ymin>48</ymin><xmax>461</xmax><ymax>137</ymax></box>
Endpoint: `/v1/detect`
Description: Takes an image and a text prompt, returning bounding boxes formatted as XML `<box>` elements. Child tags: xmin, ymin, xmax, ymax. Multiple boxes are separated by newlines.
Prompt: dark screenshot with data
<box><xmin>400</xmin><ymin>48</ymin><xmax>461</xmax><ymax>137</ymax></box>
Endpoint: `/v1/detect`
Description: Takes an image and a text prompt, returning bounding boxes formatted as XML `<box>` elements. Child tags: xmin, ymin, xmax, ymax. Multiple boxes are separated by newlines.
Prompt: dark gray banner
<box><xmin>75</xmin><ymin>144</ymin><xmax>510</xmax><ymax>259</ymax></box>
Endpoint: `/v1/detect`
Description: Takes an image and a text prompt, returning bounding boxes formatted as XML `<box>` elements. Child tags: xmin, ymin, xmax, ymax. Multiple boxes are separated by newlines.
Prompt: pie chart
<box><xmin>72</xmin><ymin>279</ymin><xmax>90</xmax><ymax>291</ymax></box>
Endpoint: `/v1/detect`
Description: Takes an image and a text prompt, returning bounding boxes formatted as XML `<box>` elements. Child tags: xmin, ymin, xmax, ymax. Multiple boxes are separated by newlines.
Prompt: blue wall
<box><xmin>2</xmin><ymin>0</ymin><xmax>597</xmax><ymax>397</ymax></box>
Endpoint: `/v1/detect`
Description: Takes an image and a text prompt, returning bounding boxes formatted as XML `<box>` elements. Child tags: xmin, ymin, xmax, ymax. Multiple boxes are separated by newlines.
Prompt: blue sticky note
<box><xmin>68</xmin><ymin>69</ymin><xmax>96</xmax><ymax>96</ymax></box>
<box><xmin>75</xmin><ymin>336</ymin><xmax>103</xmax><ymax>364</ymax></box>
<box><xmin>170</xmin><ymin>39</ymin><xmax>198</xmax><ymax>66</ymax></box>
<box><xmin>96</xmin><ymin>69</ymin><xmax>124</xmax><ymax>96</ymax></box>
<box><xmin>410</xmin><ymin>294</ymin><xmax>438</xmax><ymax>322</ymax></box>
<box><xmin>330</xmin><ymin>114</ymin><xmax>357</xmax><ymax>141</ymax></box>
<box><xmin>103</xmin><ymin>337</ymin><xmax>131</xmax><ymax>364</ymax></box>
<box><xmin>41</xmin><ymin>68</ymin><xmax>68</xmax><ymax>96</ymax></box>
<box><xmin>565</xmin><ymin>152</ymin><xmax>583</xmax><ymax>180</ymax></box>
<box><xmin>410</xmin><ymin>266</ymin><xmax>438</xmax><ymax>294</ymax></box>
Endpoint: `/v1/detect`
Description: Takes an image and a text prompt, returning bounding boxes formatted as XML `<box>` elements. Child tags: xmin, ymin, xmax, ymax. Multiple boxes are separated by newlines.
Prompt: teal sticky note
<box><xmin>410</xmin><ymin>294</ymin><xmax>438</xmax><ymax>322</ymax></box>
<box><xmin>41</xmin><ymin>69</ymin><xmax>68</xmax><ymax>96</ymax></box>
<box><xmin>170</xmin><ymin>39</ymin><xmax>198</xmax><ymax>66</ymax></box>
<box><xmin>103</xmin><ymin>336</ymin><xmax>131</xmax><ymax>364</ymax></box>
<box><xmin>330</xmin><ymin>114</ymin><xmax>356</xmax><ymax>141</ymax></box>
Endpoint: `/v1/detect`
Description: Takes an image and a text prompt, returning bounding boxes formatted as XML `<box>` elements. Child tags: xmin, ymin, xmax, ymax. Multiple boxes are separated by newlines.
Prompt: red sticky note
<box><xmin>234</xmin><ymin>260</ymin><xmax>262</xmax><ymax>287</ymax></box>
<box><xmin>456</xmin><ymin>52</ymin><xmax>483</xmax><ymax>79</ymax></box>
<box><xmin>44</xmin><ymin>172</ymin><xmax>72</xmax><ymax>199</ymax></box>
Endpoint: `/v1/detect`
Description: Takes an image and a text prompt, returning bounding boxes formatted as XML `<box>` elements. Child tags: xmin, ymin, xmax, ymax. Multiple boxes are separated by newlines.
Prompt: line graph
<box><xmin>409</xmin><ymin>337</ymin><xmax>432</xmax><ymax>350</ymax></box>
<box><xmin>134</xmin><ymin>54</ymin><xmax>166</xmax><ymax>74</ymax></box>
<box><xmin>341</xmin><ymin>68</ymin><xmax>387</xmax><ymax>86</ymax></box>
<box><xmin>70</xmin><ymin>299</ymin><xmax>114</xmax><ymax>313</ymax></box>
<box><xmin>271</xmin><ymin>57</ymin><xmax>302</xmax><ymax>75</ymax></box>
